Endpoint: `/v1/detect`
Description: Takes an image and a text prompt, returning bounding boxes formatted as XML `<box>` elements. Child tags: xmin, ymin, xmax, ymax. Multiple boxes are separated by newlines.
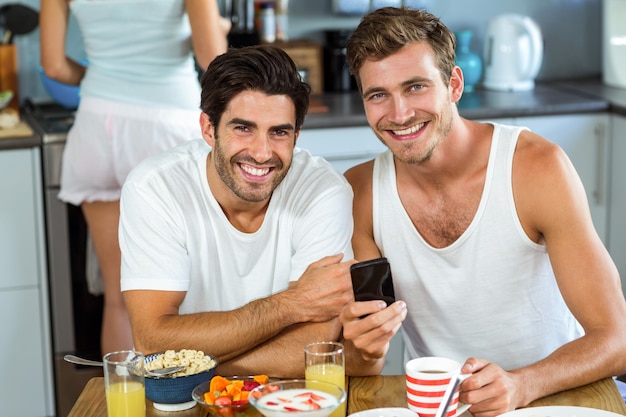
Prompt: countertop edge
<box><xmin>302</xmin><ymin>80</ymin><xmax>619</xmax><ymax>130</ymax></box>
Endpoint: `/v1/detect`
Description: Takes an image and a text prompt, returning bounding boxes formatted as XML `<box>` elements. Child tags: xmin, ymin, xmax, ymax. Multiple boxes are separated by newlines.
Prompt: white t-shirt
<box><xmin>120</xmin><ymin>139</ymin><xmax>354</xmax><ymax>314</ymax></box>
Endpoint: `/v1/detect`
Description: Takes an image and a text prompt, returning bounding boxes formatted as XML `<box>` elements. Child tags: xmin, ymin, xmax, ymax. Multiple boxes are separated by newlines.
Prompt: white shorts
<box><xmin>58</xmin><ymin>96</ymin><xmax>203</xmax><ymax>205</ymax></box>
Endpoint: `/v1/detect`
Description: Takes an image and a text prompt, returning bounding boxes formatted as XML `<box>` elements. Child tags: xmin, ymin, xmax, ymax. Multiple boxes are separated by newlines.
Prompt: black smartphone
<box><xmin>350</xmin><ymin>257</ymin><xmax>396</xmax><ymax>306</ymax></box>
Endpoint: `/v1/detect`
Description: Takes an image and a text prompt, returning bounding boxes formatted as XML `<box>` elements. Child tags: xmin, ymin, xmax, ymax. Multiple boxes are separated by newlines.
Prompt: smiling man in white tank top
<box><xmin>338</xmin><ymin>7</ymin><xmax>626</xmax><ymax>417</ymax></box>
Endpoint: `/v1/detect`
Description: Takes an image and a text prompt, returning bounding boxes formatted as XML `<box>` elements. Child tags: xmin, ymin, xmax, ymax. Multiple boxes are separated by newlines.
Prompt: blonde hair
<box><xmin>346</xmin><ymin>7</ymin><xmax>456</xmax><ymax>91</ymax></box>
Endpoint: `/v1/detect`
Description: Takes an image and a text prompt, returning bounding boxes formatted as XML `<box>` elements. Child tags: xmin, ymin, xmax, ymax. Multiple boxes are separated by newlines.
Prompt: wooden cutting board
<box><xmin>0</xmin><ymin>120</ymin><xmax>34</xmax><ymax>139</ymax></box>
<box><xmin>308</xmin><ymin>98</ymin><xmax>329</xmax><ymax>113</ymax></box>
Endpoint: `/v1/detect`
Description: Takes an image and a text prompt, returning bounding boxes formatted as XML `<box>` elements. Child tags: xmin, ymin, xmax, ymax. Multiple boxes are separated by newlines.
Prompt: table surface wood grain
<box><xmin>67</xmin><ymin>375</ymin><xmax>626</xmax><ymax>417</ymax></box>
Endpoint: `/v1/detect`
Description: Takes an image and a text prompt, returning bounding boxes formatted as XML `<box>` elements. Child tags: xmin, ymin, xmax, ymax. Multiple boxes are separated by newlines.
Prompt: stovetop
<box><xmin>23</xmin><ymin>99</ymin><xmax>75</xmax><ymax>144</ymax></box>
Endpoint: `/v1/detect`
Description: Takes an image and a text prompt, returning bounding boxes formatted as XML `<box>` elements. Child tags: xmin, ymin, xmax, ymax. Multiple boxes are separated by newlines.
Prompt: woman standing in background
<box><xmin>40</xmin><ymin>0</ymin><xmax>230</xmax><ymax>355</ymax></box>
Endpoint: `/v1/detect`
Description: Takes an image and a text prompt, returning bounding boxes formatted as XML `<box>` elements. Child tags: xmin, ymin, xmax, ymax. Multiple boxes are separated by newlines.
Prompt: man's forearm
<box><xmin>130</xmin><ymin>290</ymin><xmax>308</xmax><ymax>361</ymax></box>
<box><xmin>217</xmin><ymin>320</ymin><xmax>343</xmax><ymax>378</ymax></box>
<box><xmin>509</xmin><ymin>330</ymin><xmax>626</xmax><ymax>408</ymax></box>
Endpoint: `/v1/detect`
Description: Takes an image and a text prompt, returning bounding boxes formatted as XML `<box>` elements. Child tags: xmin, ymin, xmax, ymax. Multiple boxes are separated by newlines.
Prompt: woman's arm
<box><xmin>39</xmin><ymin>0</ymin><xmax>86</xmax><ymax>85</ymax></box>
<box><xmin>186</xmin><ymin>0</ymin><xmax>230</xmax><ymax>70</ymax></box>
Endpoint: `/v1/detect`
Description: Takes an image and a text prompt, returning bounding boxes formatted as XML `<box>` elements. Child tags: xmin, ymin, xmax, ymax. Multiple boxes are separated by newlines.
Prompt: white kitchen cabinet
<box><xmin>297</xmin><ymin>126</ymin><xmax>386</xmax><ymax>173</ymax></box>
<box><xmin>0</xmin><ymin>148</ymin><xmax>55</xmax><ymax>416</ymax></box>
<box><xmin>608</xmin><ymin>114</ymin><xmax>626</xmax><ymax>296</ymax></box>
<box><xmin>514</xmin><ymin>114</ymin><xmax>611</xmax><ymax>244</ymax></box>
<box><xmin>297</xmin><ymin>120</ymin><xmax>514</xmax><ymax>174</ymax></box>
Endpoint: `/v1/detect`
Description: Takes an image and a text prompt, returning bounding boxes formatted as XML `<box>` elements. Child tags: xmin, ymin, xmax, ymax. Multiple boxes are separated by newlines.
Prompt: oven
<box><xmin>24</xmin><ymin>100</ymin><xmax>103</xmax><ymax>416</ymax></box>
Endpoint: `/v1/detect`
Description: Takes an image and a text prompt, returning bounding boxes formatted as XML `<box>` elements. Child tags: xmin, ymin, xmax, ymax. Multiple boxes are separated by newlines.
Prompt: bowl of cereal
<box><xmin>192</xmin><ymin>375</ymin><xmax>269</xmax><ymax>417</ymax></box>
<box><xmin>144</xmin><ymin>349</ymin><xmax>218</xmax><ymax>411</ymax></box>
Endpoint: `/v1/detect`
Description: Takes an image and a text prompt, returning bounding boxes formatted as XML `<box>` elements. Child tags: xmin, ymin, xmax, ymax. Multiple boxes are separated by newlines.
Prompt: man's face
<box><xmin>358</xmin><ymin>41</ymin><xmax>459</xmax><ymax>164</ymax></box>
<box><xmin>202</xmin><ymin>90</ymin><xmax>298</xmax><ymax>204</ymax></box>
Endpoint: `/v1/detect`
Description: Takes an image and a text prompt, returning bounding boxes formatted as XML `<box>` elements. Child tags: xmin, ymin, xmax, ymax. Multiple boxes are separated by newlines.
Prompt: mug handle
<box><xmin>456</xmin><ymin>373</ymin><xmax>472</xmax><ymax>415</ymax></box>
<box><xmin>457</xmin><ymin>403</ymin><xmax>471</xmax><ymax>415</ymax></box>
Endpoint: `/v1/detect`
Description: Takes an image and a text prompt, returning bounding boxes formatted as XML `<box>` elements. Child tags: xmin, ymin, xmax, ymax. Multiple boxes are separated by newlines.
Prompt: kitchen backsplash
<box><xmin>4</xmin><ymin>0</ymin><xmax>601</xmax><ymax>103</ymax></box>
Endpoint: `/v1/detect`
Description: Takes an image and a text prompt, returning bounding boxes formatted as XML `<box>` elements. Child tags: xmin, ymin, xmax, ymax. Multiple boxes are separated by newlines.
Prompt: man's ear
<box><xmin>449</xmin><ymin>66</ymin><xmax>464</xmax><ymax>103</ymax></box>
<box><xmin>200</xmin><ymin>112</ymin><xmax>216</xmax><ymax>147</ymax></box>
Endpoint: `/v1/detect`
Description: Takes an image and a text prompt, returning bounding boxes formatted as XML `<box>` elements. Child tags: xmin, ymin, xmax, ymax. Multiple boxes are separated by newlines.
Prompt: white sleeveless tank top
<box><xmin>372</xmin><ymin>123</ymin><xmax>583</xmax><ymax>370</ymax></box>
<box><xmin>70</xmin><ymin>0</ymin><xmax>201</xmax><ymax>108</ymax></box>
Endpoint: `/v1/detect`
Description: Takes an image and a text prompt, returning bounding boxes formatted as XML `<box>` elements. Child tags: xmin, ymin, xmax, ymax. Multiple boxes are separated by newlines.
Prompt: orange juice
<box><xmin>305</xmin><ymin>363</ymin><xmax>345</xmax><ymax>417</ymax></box>
<box><xmin>106</xmin><ymin>381</ymin><xmax>146</xmax><ymax>417</ymax></box>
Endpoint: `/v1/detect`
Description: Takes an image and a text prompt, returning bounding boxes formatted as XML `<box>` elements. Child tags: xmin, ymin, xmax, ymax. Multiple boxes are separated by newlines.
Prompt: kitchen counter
<box><xmin>0</xmin><ymin>119</ymin><xmax>41</xmax><ymax>150</ymax></box>
<box><xmin>0</xmin><ymin>80</ymin><xmax>619</xmax><ymax>151</ymax></box>
<box><xmin>554</xmin><ymin>78</ymin><xmax>626</xmax><ymax>116</ymax></box>
<box><xmin>303</xmin><ymin>82</ymin><xmax>610</xmax><ymax>129</ymax></box>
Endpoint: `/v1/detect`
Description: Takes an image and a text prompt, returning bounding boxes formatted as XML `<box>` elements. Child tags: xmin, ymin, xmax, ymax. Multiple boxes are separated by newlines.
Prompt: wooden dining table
<box><xmin>67</xmin><ymin>375</ymin><xmax>626</xmax><ymax>417</ymax></box>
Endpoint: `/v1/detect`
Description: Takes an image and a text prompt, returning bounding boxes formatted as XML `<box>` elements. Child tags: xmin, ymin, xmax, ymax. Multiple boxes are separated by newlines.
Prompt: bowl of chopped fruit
<box><xmin>192</xmin><ymin>375</ymin><xmax>270</xmax><ymax>417</ymax></box>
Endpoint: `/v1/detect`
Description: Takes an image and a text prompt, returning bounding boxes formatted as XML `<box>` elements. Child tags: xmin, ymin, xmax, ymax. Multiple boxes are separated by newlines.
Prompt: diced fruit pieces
<box><xmin>215</xmin><ymin>396</ymin><xmax>233</xmax><ymax>407</ymax></box>
<box><xmin>210</xmin><ymin>376</ymin><xmax>231</xmax><ymax>393</ymax></box>
<box><xmin>205</xmin><ymin>375</ymin><xmax>270</xmax><ymax>407</ymax></box>
<box><xmin>254</xmin><ymin>375</ymin><xmax>269</xmax><ymax>384</ymax></box>
<box><xmin>204</xmin><ymin>391</ymin><xmax>217</xmax><ymax>405</ymax></box>
<box><xmin>242</xmin><ymin>381</ymin><xmax>260</xmax><ymax>392</ymax></box>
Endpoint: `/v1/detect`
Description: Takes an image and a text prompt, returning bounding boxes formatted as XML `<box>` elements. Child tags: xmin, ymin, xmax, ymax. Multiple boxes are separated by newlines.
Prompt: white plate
<box><xmin>349</xmin><ymin>407</ymin><xmax>418</xmax><ymax>417</ymax></box>
<box><xmin>498</xmin><ymin>406</ymin><xmax>624</xmax><ymax>417</ymax></box>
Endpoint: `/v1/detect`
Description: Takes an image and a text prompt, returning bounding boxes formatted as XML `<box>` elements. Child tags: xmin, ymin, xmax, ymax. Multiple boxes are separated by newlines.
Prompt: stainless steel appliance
<box><xmin>24</xmin><ymin>100</ymin><xmax>103</xmax><ymax>416</ymax></box>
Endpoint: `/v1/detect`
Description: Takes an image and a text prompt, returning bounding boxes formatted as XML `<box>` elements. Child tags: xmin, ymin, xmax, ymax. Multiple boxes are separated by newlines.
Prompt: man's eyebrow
<box><xmin>362</xmin><ymin>86</ymin><xmax>386</xmax><ymax>98</ymax></box>
<box><xmin>272</xmin><ymin>123</ymin><xmax>295</xmax><ymax>131</ymax></box>
<box><xmin>228</xmin><ymin>118</ymin><xmax>257</xmax><ymax>128</ymax></box>
<box><xmin>401</xmin><ymin>76</ymin><xmax>432</xmax><ymax>87</ymax></box>
<box><xmin>228</xmin><ymin>118</ymin><xmax>295</xmax><ymax>132</ymax></box>
<box><xmin>362</xmin><ymin>76</ymin><xmax>433</xmax><ymax>97</ymax></box>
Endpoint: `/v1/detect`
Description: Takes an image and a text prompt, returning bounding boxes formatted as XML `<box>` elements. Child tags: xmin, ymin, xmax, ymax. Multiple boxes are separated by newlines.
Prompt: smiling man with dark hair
<box><xmin>119</xmin><ymin>45</ymin><xmax>357</xmax><ymax>377</ymax></box>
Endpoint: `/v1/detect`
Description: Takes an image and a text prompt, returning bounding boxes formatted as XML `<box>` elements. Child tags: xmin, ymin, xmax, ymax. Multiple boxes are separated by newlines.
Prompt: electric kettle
<box><xmin>482</xmin><ymin>14</ymin><xmax>543</xmax><ymax>91</ymax></box>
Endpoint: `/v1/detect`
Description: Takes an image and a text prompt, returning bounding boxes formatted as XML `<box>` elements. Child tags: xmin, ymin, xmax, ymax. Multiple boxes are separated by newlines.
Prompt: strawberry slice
<box><xmin>308</xmin><ymin>393</ymin><xmax>326</xmax><ymax>401</ymax></box>
<box><xmin>294</xmin><ymin>392</ymin><xmax>325</xmax><ymax>401</ymax></box>
<box><xmin>215</xmin><ymin>397</ymin><xmax>232</xmax><ymax>407</ymax></box>
<box><xmin>303</xmin><ymin>399</ymin><xmax>321</xmax><ymax>410</ymax></box>
<box><xmin>284</xmin><ymin>406</ymin><xmax>301</xmax><ymax>412</ymax></box>
<box><xmin>243</xmin><ymin>381</ymin><xmax>260</xmax><ymax>392</ymax></box>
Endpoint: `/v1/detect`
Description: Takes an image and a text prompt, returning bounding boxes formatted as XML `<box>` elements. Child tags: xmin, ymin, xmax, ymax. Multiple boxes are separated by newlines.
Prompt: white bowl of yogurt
<box><xmin>249</xmin><ymin>379</ymin><xmax>346</xmax><ymax>417</ymax></box>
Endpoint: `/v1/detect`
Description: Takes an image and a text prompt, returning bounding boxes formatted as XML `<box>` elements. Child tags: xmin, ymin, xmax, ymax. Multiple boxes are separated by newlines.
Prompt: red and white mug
<box><xmin>405</xmin><ymin>357</ymin><xmax>471</xmax><ymax>417</ymax></box>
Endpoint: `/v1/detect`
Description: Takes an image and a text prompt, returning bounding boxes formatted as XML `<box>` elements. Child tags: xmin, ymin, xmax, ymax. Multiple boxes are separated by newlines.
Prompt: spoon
<box><xmin>63</xmin><ymin>354</ymin><xmax>186</xmax><ymax>377</ymax></box>
<box><xmin>434</xmin><ymin>372</ymin><xmax>461</xmax><ymax>417</ymax></box>
<box><xmin>433</xmin><ymin>371</ymin><xmax>472</xmax><ymax>417</ymax></box>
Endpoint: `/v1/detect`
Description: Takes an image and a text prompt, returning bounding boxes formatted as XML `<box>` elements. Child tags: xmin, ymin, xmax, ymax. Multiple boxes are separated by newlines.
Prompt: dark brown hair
<box><xmin>200</xmin><ymin>45</ymin><xmax>311</xmax><ymax>131</ymax></box>
<box><xmin>346</xmin><ymin>7</ymin><xmax>456</xmax><ymax>90</ymax></box>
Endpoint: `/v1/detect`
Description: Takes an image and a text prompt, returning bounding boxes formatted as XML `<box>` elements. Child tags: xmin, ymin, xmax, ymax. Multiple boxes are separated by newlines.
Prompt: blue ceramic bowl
<box><xmin>144</xmin><ymin>351</ymin><xmax>217</xmax><ymax>409</ymax></box>
<box><xmin>38</xmin><ymin>67</ymin><xmax>80</xmax><ymax>109</ymax></box>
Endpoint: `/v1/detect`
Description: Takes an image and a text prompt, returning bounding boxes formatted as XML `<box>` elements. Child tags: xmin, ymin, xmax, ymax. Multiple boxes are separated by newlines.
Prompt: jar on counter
<box><xmin>259</xmin><ymin>2</ymin><xmax>276</xmax><ymax>43</ymax></box>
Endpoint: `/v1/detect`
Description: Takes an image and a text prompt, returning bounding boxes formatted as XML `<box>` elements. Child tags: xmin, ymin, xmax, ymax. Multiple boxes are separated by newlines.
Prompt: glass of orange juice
<box><xmin>103</xmin><ymin>350</ymin><xmax>146</xmax><ymax>417</ymax></box>
<box><xmin>304</xmin><ymin>342</ymin><xmax>345</xmax><ymax>417</ymax></box>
